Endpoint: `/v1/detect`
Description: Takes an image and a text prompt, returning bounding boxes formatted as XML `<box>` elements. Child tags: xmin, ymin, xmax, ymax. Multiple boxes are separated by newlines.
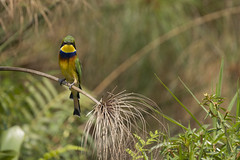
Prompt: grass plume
<box><xmin>83</xmin><ymin>90</ymin><xmax>165</xmax><ymax>160</ymax></box>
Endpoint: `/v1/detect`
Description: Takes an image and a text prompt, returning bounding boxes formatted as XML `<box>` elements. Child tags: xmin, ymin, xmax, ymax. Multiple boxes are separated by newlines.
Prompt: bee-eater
<box><xmin>59</xmin><ymin>35</ymin><xmax>82</xmax><ymax>117</ymax></box>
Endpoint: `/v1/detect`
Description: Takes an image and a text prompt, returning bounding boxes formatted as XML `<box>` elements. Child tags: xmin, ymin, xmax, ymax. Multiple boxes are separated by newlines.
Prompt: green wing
<box><xmin>75</xmin><ymin>57</ymin><xmax>82</xmax><ymax>88</ymax></box>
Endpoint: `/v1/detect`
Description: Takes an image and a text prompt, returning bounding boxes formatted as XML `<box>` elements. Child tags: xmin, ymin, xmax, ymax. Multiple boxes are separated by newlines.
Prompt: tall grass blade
<box><xmin>151</xmin><ymin>106</ymin><xmax>187</xmax><ymax>130</ymax></box>
<box><xmin>216</xmin><ymin>59</ymin><xmax>224</xmax><ymax>97</ymax></box>
<box><xmin>179</xmin><ymin>77</ymin><xmax>208</xmax><ymax>113</ymax></box>
<box><xmin>237</xmin><ymin>81</ymin><xmax>240</xmax><ymax>118</ymax></box>
<box><xmin>227</xmin><ymin>90</ymin><xmax>238</xmax><ymax>112</ymax></box>
<box><xmin>213</xmin><ymin>59</ymin><xmax>224</xmax><ymax>138</ymax></box>
<box><xmin>155</xmin><ymin>74</ymin><xmax>203</xmax><ymax>129</ymax></box>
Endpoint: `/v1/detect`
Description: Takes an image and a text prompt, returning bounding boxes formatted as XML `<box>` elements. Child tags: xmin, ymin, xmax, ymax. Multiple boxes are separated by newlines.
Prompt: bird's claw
<box><xmin>69</xmin><ymin>82</ymin><xmax>75</xmax><ymax>89</ymax></box>
<box><xmin>58</xmin><ymin>78</ymin><xmax>66</xmax><ymax>85</ymax></box>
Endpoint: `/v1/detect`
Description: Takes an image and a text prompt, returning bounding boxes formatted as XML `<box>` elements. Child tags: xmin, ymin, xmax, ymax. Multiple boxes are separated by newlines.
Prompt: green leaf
<box><xmin>0</xmin><ymin>150</ymin><xmax>17</xmax><ymax>160</ymax></box>
<box><xmin>134</xmin><ymin>134</ymin><xmax>145</xmax><ymax>146</ymax></box>
<box><xmin>213</xmin><ymin>133</ymin><xmax>225</xmax><ymax>143</ymax></box>
<box><xmin>0</xmin><ymin>126</ymin><xmax>25</xmax><ymax>160</ymax></box>
<box><xmin>136</xmin><ymin>155</ymin><xmax>144</xmax><ymax>159</ymax></box>
<box><xmin>126</xmin><ymin>148</ymin><xmax>136</xmax><ymax>158</ymax></box>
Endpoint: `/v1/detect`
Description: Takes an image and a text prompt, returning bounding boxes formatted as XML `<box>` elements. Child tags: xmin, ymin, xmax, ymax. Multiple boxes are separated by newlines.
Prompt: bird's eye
<box><xmin>61</xmin><ymin>42</ymin><xmax>67</xmax><ymax>47</ymax></box>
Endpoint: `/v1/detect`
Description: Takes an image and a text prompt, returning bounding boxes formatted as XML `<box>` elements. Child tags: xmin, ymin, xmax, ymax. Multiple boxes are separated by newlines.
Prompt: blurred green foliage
<box><xmin>1</xmin><ymin>0</ymin><xmax>240</xmax><ymax>159</ymax></box>
<box><xmin>128</xmin><ymin>64</ymin><xmax>240</xmax><ymax>159</ymax></box>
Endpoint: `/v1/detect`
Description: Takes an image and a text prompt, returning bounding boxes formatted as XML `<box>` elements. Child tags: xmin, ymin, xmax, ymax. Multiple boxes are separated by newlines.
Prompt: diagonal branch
<box><xmin>0</xmin><ymin>66</ymin><xmax>100</xmax><ymax>105</ymax></box>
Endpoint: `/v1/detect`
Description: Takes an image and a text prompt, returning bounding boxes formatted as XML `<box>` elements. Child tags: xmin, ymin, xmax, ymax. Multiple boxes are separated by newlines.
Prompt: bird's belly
<box><xmin>59</xmin><ymin>59</ymin><xmax>76</xmax><ymax>82</ymax></box>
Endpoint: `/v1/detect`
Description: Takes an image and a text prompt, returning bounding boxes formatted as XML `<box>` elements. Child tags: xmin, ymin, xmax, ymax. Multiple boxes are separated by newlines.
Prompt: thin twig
<box><xmin>93</xmin><ymin>5</ymin><xmax>240</xmax><ymax>96</ymax></box>
<box><xmin>0</xmin><ymin>66</ymin><xmax>100</xmax><ymax>105</ymax></box>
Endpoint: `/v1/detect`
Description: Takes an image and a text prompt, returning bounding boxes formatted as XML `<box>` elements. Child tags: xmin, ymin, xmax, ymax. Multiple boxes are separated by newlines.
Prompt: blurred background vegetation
<box><xmin>0</xmin><ymin>0</ymin><xmax>240</xmax><ymax>159</ymax></box>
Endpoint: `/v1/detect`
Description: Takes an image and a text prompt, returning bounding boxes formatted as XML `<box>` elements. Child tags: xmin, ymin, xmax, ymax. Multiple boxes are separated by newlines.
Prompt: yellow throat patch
<box><xmin>61</xmin><ymin>44</ymin><xmax>76</xmax><ymax>53</ymax></box>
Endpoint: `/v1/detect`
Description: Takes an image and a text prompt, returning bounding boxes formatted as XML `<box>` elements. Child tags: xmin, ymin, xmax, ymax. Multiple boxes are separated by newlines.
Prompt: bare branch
<box><xmin>0</xmin><ymin>66</ymin><xmax>100</xmax><ymax>105</ymax></box>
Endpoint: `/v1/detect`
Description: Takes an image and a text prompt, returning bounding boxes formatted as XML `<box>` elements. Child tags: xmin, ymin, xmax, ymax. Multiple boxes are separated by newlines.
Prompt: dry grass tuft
<box><xmin>83</xmin><ymin>90</ymin><xmax>165</xmax><ymax>160</ymax></box>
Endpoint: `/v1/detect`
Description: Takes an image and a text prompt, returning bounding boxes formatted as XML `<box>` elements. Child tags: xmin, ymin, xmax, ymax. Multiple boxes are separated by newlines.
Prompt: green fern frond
<box><xmin>39</xmin><ymin>145</ymin><xmax>86</xmax><ymax>160</ymax></box>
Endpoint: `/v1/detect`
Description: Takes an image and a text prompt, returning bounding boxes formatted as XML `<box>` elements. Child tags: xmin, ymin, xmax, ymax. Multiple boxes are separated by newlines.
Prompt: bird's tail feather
<box><xmin>73</xmin><ymin>96</ymin><xmax>81</xmax><ymax>117</ymax></box>
<box><xmin>70</xmin><ymin>92</ymin><xmax>80</xmax><ymax>99</ymax></box>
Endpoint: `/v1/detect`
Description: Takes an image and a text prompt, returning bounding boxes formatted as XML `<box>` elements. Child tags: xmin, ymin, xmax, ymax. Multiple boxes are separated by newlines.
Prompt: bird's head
<box><xmin>61</xmin><ymin>35</ymin><xmax>76</xmax><ymax>48</ymax></box>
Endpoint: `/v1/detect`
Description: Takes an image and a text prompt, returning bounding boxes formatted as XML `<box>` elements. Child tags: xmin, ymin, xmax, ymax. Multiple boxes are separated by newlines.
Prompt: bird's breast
<box><xmin>59</xmin><ymin>55</ymin><xmax>78</xmax><ymax>82</ymax></box>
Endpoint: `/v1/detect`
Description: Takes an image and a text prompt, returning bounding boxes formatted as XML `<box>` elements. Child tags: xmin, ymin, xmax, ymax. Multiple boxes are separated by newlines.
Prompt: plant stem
<box><xmin>0</xmin><ymin>66</ymin><xmax>100</xmax><ymax>105</ymax></box>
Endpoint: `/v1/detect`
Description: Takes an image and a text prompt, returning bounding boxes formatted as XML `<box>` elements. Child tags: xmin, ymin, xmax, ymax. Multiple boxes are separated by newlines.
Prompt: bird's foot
<box><xmin>58</xmin><ymin>78</ymin><xmax>66</xmax><ymax>85</ymax></box>
<box><xmin>69</xmin><ymin>82</ymin><xmax>75</xmax><ymax>89</ymax></box>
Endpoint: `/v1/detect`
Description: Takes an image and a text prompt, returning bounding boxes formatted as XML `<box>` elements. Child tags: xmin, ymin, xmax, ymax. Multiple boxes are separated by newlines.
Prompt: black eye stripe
<box><xmin>60</xmin><ymin>42</ymin><xmax>76</xmax><ymax>49</ymax></box>
<box><xmin>60</xmin><ymin>42</ymin><xmax>66</xmax><ymax>47</ymax></box>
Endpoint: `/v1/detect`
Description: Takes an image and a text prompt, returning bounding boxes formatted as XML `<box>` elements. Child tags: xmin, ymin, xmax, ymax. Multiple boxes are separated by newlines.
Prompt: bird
<box><xmin>58</xmin><ymin>35</ymin><xmax>82</xmax><ymax>117</ymax></box>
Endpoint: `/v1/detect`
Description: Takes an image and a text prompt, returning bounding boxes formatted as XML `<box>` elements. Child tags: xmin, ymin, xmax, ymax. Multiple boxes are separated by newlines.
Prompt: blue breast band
<box><xmin>59</xmin><ymin>50</ymin><xmax>76</xmax><ymax>58</ymax></box>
